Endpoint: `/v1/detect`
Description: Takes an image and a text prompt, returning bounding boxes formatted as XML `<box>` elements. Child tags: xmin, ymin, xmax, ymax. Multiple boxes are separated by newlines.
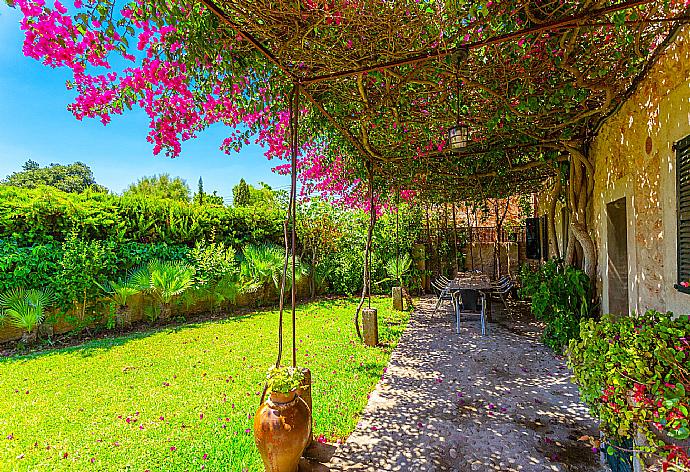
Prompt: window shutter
<box><xmin>525</xmin><ymin>217</ymin><xmax>541</xmax><ymax>260</ymax></box>
<box><xmin>676</xmin><ymin>135</ymin><xmax>690</xmax><ymax>283</ymax></box>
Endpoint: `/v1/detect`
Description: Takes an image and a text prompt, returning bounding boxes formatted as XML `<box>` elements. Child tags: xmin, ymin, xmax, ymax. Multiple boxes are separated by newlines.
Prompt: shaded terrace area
<box><xmin>309</xmin><ymin>298</ymin><xmax>600</xmax><ymax>472</ymax></box>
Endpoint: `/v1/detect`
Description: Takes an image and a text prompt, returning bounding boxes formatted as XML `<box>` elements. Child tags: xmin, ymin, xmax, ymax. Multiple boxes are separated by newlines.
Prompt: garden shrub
<box><xmin>568</xmin><ymin>311</ymin><xmax>690</xmax><ymax>468</ymax></box>
<box><xmin>0</xmin><ymin>238</ymin><xmax>189</xmax><ymax>313</ymax></box>
<box><xmin>519</xmin><ymin>259</ymin><xmax>592</xmax><ymax>352</ymax></box>
<box><xmin>314</xmin><ymin>203</ymin><xmax>423</xmax><ymax>295</ymax></box>
<box><xmin>0</xmin><ymin>185</ymin><xmax>283</xmax><ymax>246</ymax></box>
<box><xmin>0</xmin><ymin>185</ymin><xmax>424</xmax><ymax>336</ymax></box>
<box><xmin>187</xmin><ymin>240</ymin><xmax>238</xmax><ymax>286</ymax></box>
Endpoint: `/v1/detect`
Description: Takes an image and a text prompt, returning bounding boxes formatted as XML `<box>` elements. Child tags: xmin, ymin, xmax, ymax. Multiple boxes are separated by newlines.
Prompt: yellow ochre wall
<box><xmin>591</xmin><ymin>24</ymin><xmax>690</xmax><ymax>315</ymax></box>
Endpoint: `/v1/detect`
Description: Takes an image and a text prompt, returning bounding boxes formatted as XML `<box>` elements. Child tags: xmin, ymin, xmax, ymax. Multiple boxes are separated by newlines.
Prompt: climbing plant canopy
<box><xmin>7</xmin><ymin>0</ymin><xmax>689</xmax><ymax>205</ymax></box>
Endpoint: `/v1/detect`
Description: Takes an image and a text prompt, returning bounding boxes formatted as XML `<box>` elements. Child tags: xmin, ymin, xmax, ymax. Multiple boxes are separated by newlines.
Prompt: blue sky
<box><xmin>0</xmin><ymin>5</ymin><xmax>290</xmax><ymax>198</ymax></box>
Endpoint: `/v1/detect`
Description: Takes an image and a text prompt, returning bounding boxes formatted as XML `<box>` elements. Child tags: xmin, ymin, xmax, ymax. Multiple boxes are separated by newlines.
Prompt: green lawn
<box><xmin>0</xmin><ymin>296</ymin><xmax>409</xmax><ymax>471</ymax></box>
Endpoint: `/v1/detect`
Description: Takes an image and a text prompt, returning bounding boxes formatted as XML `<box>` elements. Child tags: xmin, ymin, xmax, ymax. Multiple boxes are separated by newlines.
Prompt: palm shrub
<box><xmin>312</xmin><ymin>263</ymin><xmax>334</xmax><ymax>296</ymax></box>
<box><xmin>130</xmin><ymin>260</ymin><xmax>195</xmax><ymax>320</ymax></box>
<box><xmin>373</xmin><ymin>253</ymin><xmax>413</xmax><ymax>291</ymax></box>
<box><xmin>97</xmin><ymin>279</ymin><xmax>139</xmax><ymax>327</ymax></box>
<box><xmin>240</xmin><ymin>244</ymin><xmax>308</xmax><ymax>295</ymax></box>
<box><xmin>240</xmin><ymin>244</ymin><xmax>285</xmax><ymax>292</ymax></box>
<box><xmin>0</xmin><ymin>288</ymin><xmax>54</xmax><ymax>343</ymax></box>
<box><xmin>384</xmin><ymin>253</ymin><xmax>413</xmax><ymax>286</ymax></box>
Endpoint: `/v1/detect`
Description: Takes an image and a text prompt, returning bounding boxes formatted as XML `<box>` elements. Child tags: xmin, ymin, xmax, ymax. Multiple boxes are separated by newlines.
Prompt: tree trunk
<box><xmin>562</xmin><ymin>142</ymin><xmax>596</xmax><ymax>280</ymax></box>
<box><xmin>547</xmin><ymin>177</ymin><xmax>562</xmax><ymax>261</ymax></box>
<box><xmin>571</xmin><ymin>221</ymin><xmax>596</xmax><ymax>279</ymax></box>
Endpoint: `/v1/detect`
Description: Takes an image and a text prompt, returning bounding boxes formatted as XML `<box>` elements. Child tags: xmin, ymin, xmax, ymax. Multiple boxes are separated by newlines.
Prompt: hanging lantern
<box><xmin>448</xmin><ymin>52</ymin><xmax>470</xmax><ymax>151</ymax></box>
<box><xmin>448</xmin><ymin>124</ymin><xmax>469</xmax><ymax>150</ymax></box>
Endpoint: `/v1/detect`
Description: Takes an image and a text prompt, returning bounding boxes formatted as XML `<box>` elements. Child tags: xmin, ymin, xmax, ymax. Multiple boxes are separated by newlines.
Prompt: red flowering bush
<box><xmin>568</xmin><ymin>310</ymin><xmax>690</xmax><ymax>469</ymax></box>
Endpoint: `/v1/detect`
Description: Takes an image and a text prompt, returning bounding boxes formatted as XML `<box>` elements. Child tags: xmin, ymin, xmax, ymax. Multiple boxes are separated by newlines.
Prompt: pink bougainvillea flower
<box><xmin>170</xmin><ymin>446</ymin><xmax>176</xmax><ymax>452</ymax></box>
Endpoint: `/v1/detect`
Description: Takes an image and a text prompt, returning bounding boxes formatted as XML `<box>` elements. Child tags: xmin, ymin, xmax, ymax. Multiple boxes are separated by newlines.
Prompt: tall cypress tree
<box><xmin>197</xmin><ymin>177</ymin><xmax>205</xmax><ymax>206</ymax></box>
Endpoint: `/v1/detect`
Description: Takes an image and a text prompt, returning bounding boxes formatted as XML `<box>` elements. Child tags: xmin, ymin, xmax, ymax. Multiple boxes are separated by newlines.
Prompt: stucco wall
<box><xmin>591</xmin><ymin>24</ymin><xmax>690</xmax><ymax>316</ymax></box>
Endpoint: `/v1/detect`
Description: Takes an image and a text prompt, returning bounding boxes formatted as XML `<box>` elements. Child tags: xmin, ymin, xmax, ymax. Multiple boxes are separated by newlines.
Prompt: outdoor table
<box><xmin>447</xmin><ymin>273</ymin><xmax>493</xmax><ymax>334</ymax></box>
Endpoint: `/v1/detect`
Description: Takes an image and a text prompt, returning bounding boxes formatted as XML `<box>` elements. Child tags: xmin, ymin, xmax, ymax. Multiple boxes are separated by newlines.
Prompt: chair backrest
<box><xmin>459</xmin><ymin>288</ymin><xmax>481</xmax><ymax>312</ymax></box>
<box><xmin>497</xmin><ymin>280</ymin><xmax>514</xmax><ymax>294</ymax></box>
<box><xmin>430</xmin><ymin>279</ymin><xmax>446</xmax><ymax>294</ymax></box>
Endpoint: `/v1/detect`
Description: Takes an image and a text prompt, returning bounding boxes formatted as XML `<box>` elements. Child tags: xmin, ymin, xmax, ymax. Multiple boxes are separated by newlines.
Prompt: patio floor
<box><xmin>307</xmin><ymin>296</ymin><xmax>603</xmax><ymax>472</ymax></box>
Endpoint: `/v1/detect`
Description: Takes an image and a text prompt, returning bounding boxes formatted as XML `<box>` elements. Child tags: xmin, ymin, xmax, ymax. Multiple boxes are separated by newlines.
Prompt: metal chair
<box><xmin>490</xmin><ymin>277</ymin><xmax>514</xmax><ymax>308</ymax></box>
<box><xmin>431</xmin><ymin>279</ymin><xmax>453</xmax><ymax>313</ymax></box>
<box><xmin>495</xmin><ymin>275</ymin><xmax>511</xmax><ymax>286</ymax></box>
<box><xmin>453</xmin><ymin>289</ymin><xmax>487</xmax><ymax>336</ymax></box>
<box><xmin>437</xmin><ymin>275</ymin><xmax>451</xmax><ymax>285</ymax></box>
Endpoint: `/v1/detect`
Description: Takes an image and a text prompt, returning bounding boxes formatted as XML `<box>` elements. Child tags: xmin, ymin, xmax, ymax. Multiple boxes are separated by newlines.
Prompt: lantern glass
<box><xmin>448</xmin><ymin>125</ymin><xmax>469</xmax><ymax>150</ymax></box>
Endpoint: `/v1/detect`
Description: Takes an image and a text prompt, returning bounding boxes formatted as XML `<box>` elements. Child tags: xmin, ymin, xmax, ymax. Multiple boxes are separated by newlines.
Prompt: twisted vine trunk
<box><xmin>562</xmin><ymin>142</ymin><xmax>596</xmax><ymax>281</ymax></box>
<box><xmin>547</xmin><ymin>178</ymin><xmax>562</xmax><ymax>261</ymax></box>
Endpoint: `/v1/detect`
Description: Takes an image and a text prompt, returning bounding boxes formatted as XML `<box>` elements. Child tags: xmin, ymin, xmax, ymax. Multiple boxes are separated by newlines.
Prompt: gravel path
<box><xmin>323</xmin><ymin>297</ymin><xmax>603</xmax><ymax>472</ymax></box>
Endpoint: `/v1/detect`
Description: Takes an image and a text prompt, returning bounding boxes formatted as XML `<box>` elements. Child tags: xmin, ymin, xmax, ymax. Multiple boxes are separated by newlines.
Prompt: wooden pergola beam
<box><xmin>300</xmin><ymin>0</ymin><xmax>658</xmax><ymax>85</ymax></box>
<box><xmin>200</xmin><ymin>0</ymin><xmax>296</xmax><ymax>80</ymax></box>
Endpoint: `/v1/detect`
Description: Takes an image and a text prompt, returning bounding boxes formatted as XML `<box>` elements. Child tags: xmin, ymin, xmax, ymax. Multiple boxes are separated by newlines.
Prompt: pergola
<box><xmin>191</xmin><ymin>0</ymin><xmax>684</xmax><ymax>201</ymax></box>
<box><xmin>159</xmin><ymin>0</ymin><xmax>689</xmax><ymax>347</ymax></box>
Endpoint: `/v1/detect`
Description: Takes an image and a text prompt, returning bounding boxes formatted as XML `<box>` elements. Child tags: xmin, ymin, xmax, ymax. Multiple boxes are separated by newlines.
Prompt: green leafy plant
<box><xmin>130</xmin><ymin>260</ymin><xmax>195</xmax><ymax>320</ymax></box>
<box><xmin>376</xmin><ymin>253</ymin><xmax>413</xmax><ymax>287</ymax></box>
<box><xmin>0</xmin><ymin>185</ymin><xmax>283</xmax><ymax>247</ymax></box>
<box><xmin>97</xmin><ymin>279</ymin><xmax>140</xmax><ymax>326</ymax></box>
<box><xmin>181</xmin><ymin>274</ymin><xmax>242</xmax><ymax>314</ymax></box>
<box><xmin>98</xmin><ymin>279</ymin><xmax>139</xmax><ymax>308</ymax></box>
<box><xmin>568</xmin><ymin>311</ymin><xmax>690</xmax><ymax>468</ymax></box>
<box><xmin>0</xmin><ymin>288</ymin><xmax>54</xmax><ymax>342</ymax></box>
<box><xmin>59</xmin><ymin>232</ymin><xmax>115</xmax><ymax>326</ymax></box>
<box><xmin>187</xmin><ymin>240</ymin><xmax>238</xmax><ymax>286</ymax></box>
<box><xmin>519</xmin><ymin>259</ymin><xmax>592</xmax><ymax>352</ymax></box>
<box><xmin>240</xmin><ymin>244</ymin><xmax>307</xmax><ymax>293</ymax></box>
<box><xmin>266</xmin><ymin>366</ymin><xmax>307</xmax><ymax>394</ymax></box>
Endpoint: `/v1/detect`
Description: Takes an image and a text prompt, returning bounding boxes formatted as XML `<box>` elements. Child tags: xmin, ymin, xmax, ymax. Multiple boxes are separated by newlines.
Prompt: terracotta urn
<box><xmin>254</xmin><ymin>390</ymin><xmax>312</xmax><ymax>472</ymax></box>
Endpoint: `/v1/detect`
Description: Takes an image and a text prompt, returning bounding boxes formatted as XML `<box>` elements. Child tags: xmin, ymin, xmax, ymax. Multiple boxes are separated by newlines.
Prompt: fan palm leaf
<box><xmin>97</xmin><ymin>279</ymin><xmax>139</xmax><ymax>307</ymax></box>
<box><xmin>384</xmin><ymin>254</ymin><xmax>413</xmax><ymax>281</ymax></box>
<box><xmin>0</xmin><ymin>288</ymin><xmax>54</xmax><ymax>334</ymax></box>
<box><xmin>241</xmin><ymin>244</ymin><xmax>308</xmax><ymax>291</ymax></box>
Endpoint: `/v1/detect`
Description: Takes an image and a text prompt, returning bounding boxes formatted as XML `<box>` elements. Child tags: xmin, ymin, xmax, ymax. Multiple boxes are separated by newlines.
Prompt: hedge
<box><xmin>0</xmin><ymin>185</ymin><xmax>284</xmax><ymax>246</ymax></box>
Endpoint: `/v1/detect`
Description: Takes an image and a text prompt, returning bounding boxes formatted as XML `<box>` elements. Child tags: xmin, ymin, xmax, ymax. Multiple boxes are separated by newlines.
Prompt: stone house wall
<box><xmin>590</xmin><ymin>24</ymin><xmax>690</xmax><ymax>316</ymax></box>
